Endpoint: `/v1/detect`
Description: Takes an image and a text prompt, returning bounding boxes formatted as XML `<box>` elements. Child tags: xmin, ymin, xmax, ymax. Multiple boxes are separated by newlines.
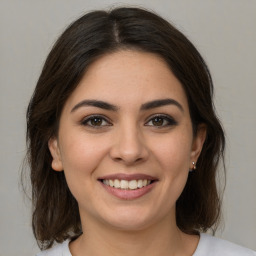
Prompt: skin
<box><xmin>49</xmin><ymin>50</ymin><xmax>206</xmax><ymax>256</ymax></box>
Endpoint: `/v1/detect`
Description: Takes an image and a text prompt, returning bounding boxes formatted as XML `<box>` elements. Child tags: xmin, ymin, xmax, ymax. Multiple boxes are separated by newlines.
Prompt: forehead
<box><xmin>64</xmin><ymin>50</ymin><xmax>189</xmax><ymax>111</ymax></box>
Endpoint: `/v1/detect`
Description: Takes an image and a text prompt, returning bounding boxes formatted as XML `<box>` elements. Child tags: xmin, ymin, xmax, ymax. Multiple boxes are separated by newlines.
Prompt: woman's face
<box><xmin>49</xmin><ymin>50</ymin><xmax>206</xmax><ymax>231</ymax></box>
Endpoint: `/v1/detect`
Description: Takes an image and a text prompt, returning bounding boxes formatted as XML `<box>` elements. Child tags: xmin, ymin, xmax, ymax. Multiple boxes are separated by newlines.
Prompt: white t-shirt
<box><xmin>36</xmin><ymin>233</ymin><xmax>256</xmax><ymax>256</ymax></box>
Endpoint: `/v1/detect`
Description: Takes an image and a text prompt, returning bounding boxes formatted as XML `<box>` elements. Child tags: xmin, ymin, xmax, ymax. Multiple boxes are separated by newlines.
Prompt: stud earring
<box><xmin>189</xmin><ymin>161</ymin><xmax>197</xmax><ymax>172</ymax></box>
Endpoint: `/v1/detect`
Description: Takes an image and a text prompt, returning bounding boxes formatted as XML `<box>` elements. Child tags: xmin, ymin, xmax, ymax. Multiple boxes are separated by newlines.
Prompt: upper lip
<box><xmin>98</xmin><ymin>173</ymin><xmax>158</xmax><ymax>181</ymax></box>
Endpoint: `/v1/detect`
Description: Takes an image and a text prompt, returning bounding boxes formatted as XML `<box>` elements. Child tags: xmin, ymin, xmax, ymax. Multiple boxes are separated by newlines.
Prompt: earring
<box><xmin>189</xmin><ymin>161</ymin><xmax>197</xmax><ymax>172</ymax></box>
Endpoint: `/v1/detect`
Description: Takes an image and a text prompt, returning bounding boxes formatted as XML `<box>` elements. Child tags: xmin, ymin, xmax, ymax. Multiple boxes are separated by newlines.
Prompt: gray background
<box><xmin>0</xmin><ymin>0</ymin><xmax>255</xmax><ymax>255</ymax></box>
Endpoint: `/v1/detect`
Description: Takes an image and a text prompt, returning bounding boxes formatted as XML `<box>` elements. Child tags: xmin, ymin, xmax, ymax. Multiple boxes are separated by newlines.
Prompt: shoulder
<box><xmin>36</xmin><ymin>240</ymin><xmax>71</xmax><ymax>256</ymax></box>
<box><xmin>194</xmin><ymin>233</ymin><xmax>256</xmax><ymax>256</ymax></box>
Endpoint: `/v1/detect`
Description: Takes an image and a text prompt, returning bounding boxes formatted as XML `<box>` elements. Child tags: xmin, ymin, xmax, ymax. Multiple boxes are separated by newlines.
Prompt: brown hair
<box><xmin>25</xmin><ymin>7</ymin><xmax>225</xmax><ymax>249</ymax></box>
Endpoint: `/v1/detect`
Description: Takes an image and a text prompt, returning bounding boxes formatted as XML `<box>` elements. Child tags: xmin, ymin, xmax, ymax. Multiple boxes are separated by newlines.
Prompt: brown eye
<box><xmin>145</xmin><ymin>115</ymin><xmax>177</xmax><ymax>127</ymax></box>
<box><xmin>152</xmin><ymin>117</ymin><xmax>164</xmax><ymax>126</ymax></box>
<box><xmin>81</xmin><ymin>115</ymin><xmax>111</xmax><ymax>128</ymax></box>
<box><xmin>90</xmin><ymin>117</ymin><xmax>103</xmax><ymax>126</ymax></box>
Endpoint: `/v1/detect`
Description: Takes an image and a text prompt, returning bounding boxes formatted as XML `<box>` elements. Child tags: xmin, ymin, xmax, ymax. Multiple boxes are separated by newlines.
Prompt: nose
<box><xmin>109</xmin><ymin>123</ymin><xmax>149</xmax><ymax>165</ymax></box>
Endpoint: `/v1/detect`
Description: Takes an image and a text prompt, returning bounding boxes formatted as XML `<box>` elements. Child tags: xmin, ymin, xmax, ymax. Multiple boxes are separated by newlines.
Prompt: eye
<box><xmin>81</xmin><ymin>115</ymin><xmax>111</xmax><ymax>128</ymax></box>
<box><xmin>145</xmin><ymin>115</ymin><xmax>177</xmax><ymax>127</ymax></box>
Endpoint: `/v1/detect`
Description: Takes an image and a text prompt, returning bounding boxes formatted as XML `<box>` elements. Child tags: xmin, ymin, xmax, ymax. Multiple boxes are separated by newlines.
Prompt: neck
<box><xmin>69</xmin><ymin>213</ymin><xmax>199</xmax><ymax>256</ymax></box>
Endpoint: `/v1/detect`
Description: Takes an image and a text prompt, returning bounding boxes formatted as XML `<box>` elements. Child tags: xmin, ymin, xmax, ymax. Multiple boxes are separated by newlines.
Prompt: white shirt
<box><xmin>36</xmin><ymin>233</ymin><xmax>256</xmax><ymax>256</ymax></box>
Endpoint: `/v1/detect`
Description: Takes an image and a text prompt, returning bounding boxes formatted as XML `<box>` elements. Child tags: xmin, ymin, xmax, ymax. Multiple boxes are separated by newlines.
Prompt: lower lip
<box><xmin>100</xmin><ymin>182</ymin><xmax>156</xmax><ymax>200</ymax></box>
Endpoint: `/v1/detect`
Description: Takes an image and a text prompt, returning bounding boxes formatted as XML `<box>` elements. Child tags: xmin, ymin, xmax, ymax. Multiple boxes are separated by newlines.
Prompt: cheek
<box><xmin>151</xmin><ymin>131</ymin><xmax>193</xmax><ymax>174</ymax></box>
<box><xmin>58</xmin><ymin>132</ymin><xmax>110</xmax><ymax>189</ymax></box>
<box><xmin>159</xmin><ymin>135</ymin><xmax>192</xmax><ymax>199</ymax></box>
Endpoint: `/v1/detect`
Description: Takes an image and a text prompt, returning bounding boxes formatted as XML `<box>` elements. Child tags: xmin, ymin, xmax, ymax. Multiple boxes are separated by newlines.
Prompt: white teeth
<box><xmin>109</xmin><ymin>180</ymin><xmax>114</xmax><ymax>187</ymax></box>
<box><xmin>120</xmin><ymin>180</ymin><xmax>129</xmax><ymax>189</ymax></box>
<box><xmin>103</xmin><ymin>180</ymin><xmax>109</xmax><ymax>185</ymax></box>
<box><xmin>137</xmin><ymin>180</ymin><xmax>143</xmax><ymax>188</ymax></box>
<box><xmin>114</xmin><ymin>179</ymin><xmax>120</xmax><ymax>188</ymax></box>
<box><xmin>103</xmin><ymin>179</ymin><xmax>153</xmax><ymax>190</ymax></box>
<box><xmin>128</xmin><ymin>180</ymin><xmax>138</xmax><ymax>190</ymax></box>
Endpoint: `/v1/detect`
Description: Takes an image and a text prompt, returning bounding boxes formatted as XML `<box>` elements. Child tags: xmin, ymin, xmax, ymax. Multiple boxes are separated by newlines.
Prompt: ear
<box><xmin>190</xmin><ymin>124</ymin><xmax>207</xmax><ymax>167</ymax></box>
<box><xmin>48</xmin><ymin>137</ymin><xmax>63</xmax><ymax>172</ymax></box>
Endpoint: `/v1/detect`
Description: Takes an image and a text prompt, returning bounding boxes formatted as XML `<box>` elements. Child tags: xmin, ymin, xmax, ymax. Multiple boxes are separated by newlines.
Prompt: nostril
<box><xmin>109</xmin><ymin>135</ymin><xmax>149</xmax><ymax>164</ymax></box>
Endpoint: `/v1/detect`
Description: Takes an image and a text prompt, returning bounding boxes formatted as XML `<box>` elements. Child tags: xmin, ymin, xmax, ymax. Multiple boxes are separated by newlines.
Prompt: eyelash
<box><xmin>145</xmin><ymin>114</ymin><xmax>177</xmax><ymax>127</ymax></box>
<box><xmin>80</xmin><ymin>115</ymin><xmax>111</xmax><ymax>128</ymax></box>
<box><xmin>80</xmin><ymin>114</ymin><xmax>177</xmax><ymax>128</ymax></box>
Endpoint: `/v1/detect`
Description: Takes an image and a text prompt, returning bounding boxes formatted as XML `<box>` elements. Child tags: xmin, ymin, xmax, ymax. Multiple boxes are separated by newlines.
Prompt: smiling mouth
<box><xmin>98</xmin><ymin>174</ymin><xmax>158</xmax><ymax>199</ymax></box>
<box><xmin>100</xmin><ymin>179</ymin><xmax>155</xmax><ymax>190</ymax></box>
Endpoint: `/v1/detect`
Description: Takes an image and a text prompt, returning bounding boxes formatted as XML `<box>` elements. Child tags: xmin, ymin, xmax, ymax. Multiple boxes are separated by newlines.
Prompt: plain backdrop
<box><xmin>0</xmin><ymin>0</ymin><xmax>255</xmax><ymax>255</ymax></box>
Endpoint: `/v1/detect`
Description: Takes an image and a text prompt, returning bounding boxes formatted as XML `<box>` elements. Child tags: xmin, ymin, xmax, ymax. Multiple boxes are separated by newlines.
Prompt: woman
<box><xmin>26</xmin><ymin>6</ymin><xmax>255</xmax><ymax>256</ymax></box>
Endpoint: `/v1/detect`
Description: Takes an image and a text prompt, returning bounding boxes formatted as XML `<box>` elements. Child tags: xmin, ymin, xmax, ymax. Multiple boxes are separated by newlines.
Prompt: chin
<box><xmin>98</xmin><ymin>206</ymin><xmax>165</xmax><ymax>231</ymax></box>
<box><xmin>105</xmin><ymin>218</ymin><xmax>152</xmax><ymax>232</ymax></box>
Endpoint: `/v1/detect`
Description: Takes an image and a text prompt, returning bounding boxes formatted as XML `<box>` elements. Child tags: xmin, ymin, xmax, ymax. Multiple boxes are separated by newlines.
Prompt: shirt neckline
<box><xmin>65</xmin><ymin>233</ymin><xmax>207</xmax><ymax>255</ymax></box>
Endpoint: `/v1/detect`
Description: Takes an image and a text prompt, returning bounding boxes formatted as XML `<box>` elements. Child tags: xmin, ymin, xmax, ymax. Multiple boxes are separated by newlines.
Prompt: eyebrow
<box><xmin>141</xmin><ymin>98</ymin><xmax>184</xmax><ymax>112</ymax></box>
<box><xmin>71</xmin><ymin>100</ymin><xmax>119</xmax><ymax>112</ymax></box>
<box><xmin>71</xmin><ymin>98</ymin><xmax>184</xmax><ymax>113</ymax></box>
